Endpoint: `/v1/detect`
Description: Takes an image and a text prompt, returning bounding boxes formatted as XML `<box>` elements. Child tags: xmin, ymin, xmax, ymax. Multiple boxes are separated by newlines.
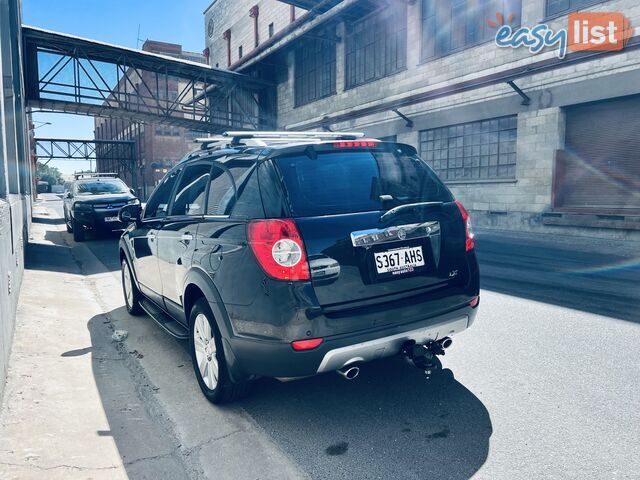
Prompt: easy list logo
<box><xmin>492</xmin><ymin>12</ymin><xmax>633</xmax><ymax>59</ymax></box>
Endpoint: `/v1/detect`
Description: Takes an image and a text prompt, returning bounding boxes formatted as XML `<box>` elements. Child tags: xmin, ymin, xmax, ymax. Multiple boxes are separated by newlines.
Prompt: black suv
<box><xmin>118</xmin><ymin>132</ymin><xmax>479</xmax><ymax>403</ymax></box>
<box><xmin>64</xmin><ymin>173</ymin><xmax>138</xmax><ymax>242</ymax></box>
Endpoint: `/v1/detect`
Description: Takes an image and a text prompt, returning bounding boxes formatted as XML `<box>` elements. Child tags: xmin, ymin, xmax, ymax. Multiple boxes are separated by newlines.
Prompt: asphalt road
<box><xmin>42</xmin><ymin>193</ymin><xmax>640</xmax><ymax>479</ymax></box>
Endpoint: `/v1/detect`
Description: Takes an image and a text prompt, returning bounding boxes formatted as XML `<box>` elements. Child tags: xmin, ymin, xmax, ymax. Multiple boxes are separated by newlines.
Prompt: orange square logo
<box><xmin>568</xmin><ymin>12</ymin><xmax>632</xmax><ymax>52</ymax></box>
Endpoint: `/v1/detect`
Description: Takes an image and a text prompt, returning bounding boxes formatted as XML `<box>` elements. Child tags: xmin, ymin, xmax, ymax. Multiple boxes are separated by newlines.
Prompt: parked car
<box><xmin>118</xmin><ymin>131</ymin><xmax>480</xmax><ymax>403</ymax></box>
<box><xmin>63</xmin><ymin>173</ymin><xmax>138</xmax><ymax>242</ymax></box>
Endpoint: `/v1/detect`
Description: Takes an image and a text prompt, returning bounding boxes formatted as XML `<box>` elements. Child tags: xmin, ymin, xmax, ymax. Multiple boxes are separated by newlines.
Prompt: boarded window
<box><xmin>554</xmin><ymin>96</ymin><xmax>640</xmax><ymax>214</ymax></box>
<box><xmin>294</xmin><ymin>29</ymin><xmax>336</xmax><ymax>107</ymax></box>
<box><xmin>419</xmin><ymin>116</ymin><xmax>518</xmax><ymax>182</ymax></box>
<box><xmin>421</xmin><ymin>0</ymin><xmax>522</xmax><ymax>60</ymax></box>
<box><xmin>345</xmin><ymin>4</ymin><xmax>407</xmax><ymax>89</ymax></box>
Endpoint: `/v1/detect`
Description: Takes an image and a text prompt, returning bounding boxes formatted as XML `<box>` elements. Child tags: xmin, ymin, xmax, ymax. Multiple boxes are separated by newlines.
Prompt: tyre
<box><xmin>189</xmin><ymin>298</ymin><xmax>251</xmax><ymax>404</ymax></box>
<box><xmin>73</xmin><ymin>219</ymin><xmax>85</xmax><ymax>242</ymax></box>
<box><xmin>121</xmin><ymin>259</ymin><xmax>143</xmax><ymax>316</ymax></box>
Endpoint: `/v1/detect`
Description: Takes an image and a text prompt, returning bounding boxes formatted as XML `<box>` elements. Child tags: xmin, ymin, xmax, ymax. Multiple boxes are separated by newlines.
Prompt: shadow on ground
<box><xmin>238</xmin><ymin>356</ymin><xmax>492</xmax><ymax>480</ymax></box>
<box><xmin>79</xmin><ymin>310</ymin><xmax>191</xmax><ymax>480</ymax></box>
<box><xmin>82</xmin><ymin>304</ymin><xmax>490</xmax><ymax>480</ymax></box>
<box><xmin>32</xmin><ymin>216</ymin><xmax>65</xmax><ymax>226</ymax></box>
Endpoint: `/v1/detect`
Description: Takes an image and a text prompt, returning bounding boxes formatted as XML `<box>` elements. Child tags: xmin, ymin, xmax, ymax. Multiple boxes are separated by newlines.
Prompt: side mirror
<box><xmin>65</xmin><ymin>191</ymin><xmax>73</xmax><ymax>199</ymax></box>
<box><xmin>130</xmin><ymin>188</ymin><xmax>135</xmax><ymax>195</ymax></box>
<box><xmin>119</xmin><ymin>204</ymin><xmax>142</xmax><ymax>225</ymax></box>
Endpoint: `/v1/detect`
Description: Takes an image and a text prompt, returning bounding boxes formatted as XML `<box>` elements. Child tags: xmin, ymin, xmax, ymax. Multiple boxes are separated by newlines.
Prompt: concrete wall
<box><xmin>208</xmin><ymin>0</ymin><xmax>640</xmax><ymax>239</ymax></box>
<box><xmin>0</xmin><ymin>198</ymin><xmax>28</xmax><ymax>396</ymax></box>
<box><xmin>0</xmin><ymin>0</ymin><xmax>32</xmax><ymax>399</ymax></box>
<box><xmin>204</xmin><ymin>0</ymin><xmax>304</xmax><ymax>68</ymax></box>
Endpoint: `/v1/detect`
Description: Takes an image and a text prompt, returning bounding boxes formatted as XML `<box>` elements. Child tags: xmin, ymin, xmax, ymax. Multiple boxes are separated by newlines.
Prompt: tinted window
<box><xmin>274</xmin><ymin>148</ymin><xmax>453</xmax><ymax>217</ymax></box>
<box><xmin>230</xmin><ymin>168</ymin><xmax>265</xmax><ymax>219</ymax></box>
<box><xmin>75</xmin><ymin>179</ymin><xmax>128</xmax><ymax>195</ymax></box>
<box><xmin>207</xmin><ymin>160</ymin><xmax>255</xmax><ymax>216</ymax></box>
<box><xmin>144</xmin><ymin>169</ymin><xmax>181</xmax><ymax>219</ymax></box>
<box><xmin>258</xmin><ymin>161</ymin><xmax>288</xmax><ymax>218</ymax></box>
<box><xmin>171</xmin><ymin>163</ymin><xmax>211</xmax><ymax>216</ymax></box>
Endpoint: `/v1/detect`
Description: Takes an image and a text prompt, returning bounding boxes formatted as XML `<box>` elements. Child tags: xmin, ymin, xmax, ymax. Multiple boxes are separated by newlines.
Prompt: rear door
<box><xmin>272</xmin><ymin>143</ymin><xmax>467</xmax><ymax>310</ymax></box>
<box><xmin>132</xmin><ymin>168</ymin><xmax>181</xmax><ymax>303</ymax></box>
<box><xmin>192</xmin><ymin>157</ymin><xmax>262</xmax><ymax>307</ymax></box>
<box><xmin>156</xmin><ymin>162</ymin><xmax>211</xmax><ymax>318</ymax></box>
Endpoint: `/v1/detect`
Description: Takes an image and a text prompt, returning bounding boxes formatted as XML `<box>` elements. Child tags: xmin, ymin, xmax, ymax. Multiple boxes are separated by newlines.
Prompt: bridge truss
<box><xmin>34</xmin><ymin>138</ymin><xmax>138</xmax><ymax>189</ymax></box>
<box><xmin>23</xmin><ymin>26</ymin><xmax>275</xmax><ymax>132</ymax></box>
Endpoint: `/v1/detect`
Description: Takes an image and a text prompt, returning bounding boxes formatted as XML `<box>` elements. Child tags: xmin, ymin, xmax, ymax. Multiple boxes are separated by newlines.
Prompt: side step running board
<box><xmin>139</xmin><ymin>298</ymin><xmax>189</xmax><ymax>340</ymax></box>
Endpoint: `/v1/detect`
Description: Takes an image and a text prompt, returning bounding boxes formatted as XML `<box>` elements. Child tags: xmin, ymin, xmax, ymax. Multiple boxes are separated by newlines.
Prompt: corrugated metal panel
<box><xmin>554</xmin><ymin>95</ymin><xmax>640</xmax><ymax>214</ymax></box>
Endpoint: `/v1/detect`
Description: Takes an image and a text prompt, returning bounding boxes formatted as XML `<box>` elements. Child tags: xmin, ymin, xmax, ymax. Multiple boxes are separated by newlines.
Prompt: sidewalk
<box><xmin>0</xmin><ymin>204</ymin><xmax>305</xmax><ymax>479</ymax></box>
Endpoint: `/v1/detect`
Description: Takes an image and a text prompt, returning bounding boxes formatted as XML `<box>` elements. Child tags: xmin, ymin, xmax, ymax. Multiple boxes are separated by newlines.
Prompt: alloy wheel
<box><xmin>193</xmin><ymin>313</ymin><xmax>219</xmax><ymax>390</ymax></box>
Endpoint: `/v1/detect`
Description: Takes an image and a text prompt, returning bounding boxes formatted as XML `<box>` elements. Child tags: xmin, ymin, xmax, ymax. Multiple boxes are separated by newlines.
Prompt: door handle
<box><xmin>181</xmin><ymin>233</ymin><xmax>194</xmax><ymax>242</ymax></box>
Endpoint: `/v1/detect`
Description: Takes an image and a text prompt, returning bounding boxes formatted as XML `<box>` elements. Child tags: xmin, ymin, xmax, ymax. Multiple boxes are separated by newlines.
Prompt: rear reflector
<box><xmin>455</xmin><ymin>200</ymin><xmax>475</xmax><ymax>251</ymax></box>
<box><xmin>247</xmin><ymin>219</ymin><xmax>310</xmax><ymax>281</ymax></box>
<box><xmin>470</xmin><ymin>296</ymin><xmax>480</xmax><ymax>308</ymax></box>
<box><xmin>334</xmin><ymin>140</ymin><xmax>378</xmax><ymax>148</ymax></box>
<box><xmin>291</xmin><ymin>338</ymin><xmax>324</xmax><ymax>351</ymax></box>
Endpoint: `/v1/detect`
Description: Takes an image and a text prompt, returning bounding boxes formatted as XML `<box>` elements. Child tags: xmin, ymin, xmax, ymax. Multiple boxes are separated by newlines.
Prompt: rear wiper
<box><xmin>379</xmin><ymin>201</ymin><xmax>443</xmax><ymax>223</ymax></box>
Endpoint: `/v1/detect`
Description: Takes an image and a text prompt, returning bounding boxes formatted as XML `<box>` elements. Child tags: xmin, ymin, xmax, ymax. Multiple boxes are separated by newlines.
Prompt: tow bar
<box><xmin>401</xmin><ymin>337</ymin><xmax>452</xmax><ymax>377</ymax></box>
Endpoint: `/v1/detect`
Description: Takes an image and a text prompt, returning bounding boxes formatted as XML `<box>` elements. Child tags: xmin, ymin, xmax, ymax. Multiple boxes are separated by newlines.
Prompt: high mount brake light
<box><xmin>455</xmin><ymin>200</ymin><xmax>475</xmax><ymax>251</ymax></box>
<box><xmin>247</xmin><ymin>219</ymin><xmax>310</xmax><ymax>281</ymax></box>
<box><xmin>334</xmin><ymin>141</ymin><xmax>378</xmax><ymax>148</ymax></box>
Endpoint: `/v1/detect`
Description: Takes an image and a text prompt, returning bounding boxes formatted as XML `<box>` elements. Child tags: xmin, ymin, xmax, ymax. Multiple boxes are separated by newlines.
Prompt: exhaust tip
<box><xmin>440</xmin><ymin>337</ymin><xmax>453</xmax><ymax>349</ymax></box>
<box><xmin>337</xmin><ymin>365</ymin><xmax>360</xmax><ymax>380</ymax></box>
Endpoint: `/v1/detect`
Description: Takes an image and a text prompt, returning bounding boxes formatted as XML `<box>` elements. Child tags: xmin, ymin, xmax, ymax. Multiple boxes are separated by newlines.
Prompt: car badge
<box><xmin>397</xmin><ymin>228</ymin><xmax>406</xmax><ymax>240</ymax></box>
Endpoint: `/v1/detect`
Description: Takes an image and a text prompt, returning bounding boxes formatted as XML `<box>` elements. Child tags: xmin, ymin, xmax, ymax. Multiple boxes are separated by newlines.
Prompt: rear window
<box><xmin>273</xmin><ymin>148</ymin><xmax>452</xmax><ymax>217</ymax></box>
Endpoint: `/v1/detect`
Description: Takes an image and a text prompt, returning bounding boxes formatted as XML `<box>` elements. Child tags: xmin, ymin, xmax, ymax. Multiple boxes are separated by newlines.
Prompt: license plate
<box><xmin>105</xmin><ymin>216</ymin><xmax>119</xmax><ymax>222</ymax></box>
<box><xmin>374</xmin><ymin>246</ymin><xmax>424</xmax><ymax>275</ymax></box>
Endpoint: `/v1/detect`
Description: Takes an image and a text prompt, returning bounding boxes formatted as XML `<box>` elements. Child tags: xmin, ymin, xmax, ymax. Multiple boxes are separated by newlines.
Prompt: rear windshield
<box><xmin>273</xmin><ymin>148</ymin><xmax>453</xmax><ymax>217</ymax></box>
<box><xmin>75</xmin><ymin>179</ymin><xmax>128</xmax><ymax>195</ymax></box>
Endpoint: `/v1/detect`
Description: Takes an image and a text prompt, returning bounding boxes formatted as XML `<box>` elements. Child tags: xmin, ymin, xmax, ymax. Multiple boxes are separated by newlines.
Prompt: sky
<box><xmin>23</xmin><ymin>0</ymin><xmax>210</xmax><ymax>173</ymax></box>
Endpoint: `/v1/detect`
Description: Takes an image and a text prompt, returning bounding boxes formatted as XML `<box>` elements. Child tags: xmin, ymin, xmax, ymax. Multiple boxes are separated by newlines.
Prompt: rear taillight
<box><xmin>455</xmin><ymin>200</ymin><xmax>475</xmax><ymax>251</ymax></box>
<box><xmin>291</xmin><ymin>338</ymin><xmax>323</xmax><ymax>351</ymax></box>
<box><xmin>470</xmin><ymin>296</ymin><xmax>480</xmax><ymax>308</ymax></box>
<box><xmin>247</xmin><ymin>219</ymin><xmax>310</xmax><ymax>281</ymax></box>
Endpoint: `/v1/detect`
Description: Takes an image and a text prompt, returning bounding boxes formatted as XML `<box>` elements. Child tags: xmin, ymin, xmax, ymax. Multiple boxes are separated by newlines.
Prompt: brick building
<box><xmin>204</xmin><ymin>0</ymin><xmax>640</xmax><ymax>239</ymax></box>
<box><xmin>94</xmin><ymin>40</ymin><xmax>206</xmax><ymax>199</ymax></box>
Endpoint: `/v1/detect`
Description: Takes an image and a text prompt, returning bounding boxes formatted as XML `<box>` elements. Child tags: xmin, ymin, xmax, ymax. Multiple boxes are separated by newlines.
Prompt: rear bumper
<box><xmin>223</xmin><ymin>304</ymin><xmax>477</xmax><ymax>379</ymax></box>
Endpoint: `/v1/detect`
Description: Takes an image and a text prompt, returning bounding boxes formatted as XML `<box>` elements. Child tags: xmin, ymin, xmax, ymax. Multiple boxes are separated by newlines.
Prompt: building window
<box><xmin>419</xmin><ymin>116</ymin><xmax>518</xmax><ymax>182</ymax></box>
<box><xmin>345</xmin><ymin>4</ymin><xmax>407</xmax><ymax>89</ymax></box>
<box><xmin>238</xmin><ymin>45</ymin><xmax>243</xmax><ymax>59</ymax></box>
<box><xmin>294</xmin><ymin>30</ymin><xmax>336</xmax><ymax>107</ymax></box>
<box><xmin>421</xmin><ymin>0</ymin><xmax>521</xmax><ymax>61</ymax></box>
<box><xmin>268</xmin><ymin>23</ymin><xmax>275</xmax><ymax>38</ymax></box>
<box><xmin>546</xmin><ymin>0</ymin><xmax>606</xmax><ymax>17</ymax></box>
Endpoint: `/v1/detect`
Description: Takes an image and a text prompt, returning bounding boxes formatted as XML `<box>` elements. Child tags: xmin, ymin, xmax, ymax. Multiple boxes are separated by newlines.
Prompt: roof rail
<box><xmin>195</xmin><ymin>131</ymin><xmax>365</xmax><ymax>150</ymax></box>
<box><xmin>73</xmin><ymin>172</ymin><xmax>118</xmax><ymax>180</ymax></box>
<box><xmin>223</xmin><ymin>131</ymin><xmax>364</xmax><ymax>140</ymax></box>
